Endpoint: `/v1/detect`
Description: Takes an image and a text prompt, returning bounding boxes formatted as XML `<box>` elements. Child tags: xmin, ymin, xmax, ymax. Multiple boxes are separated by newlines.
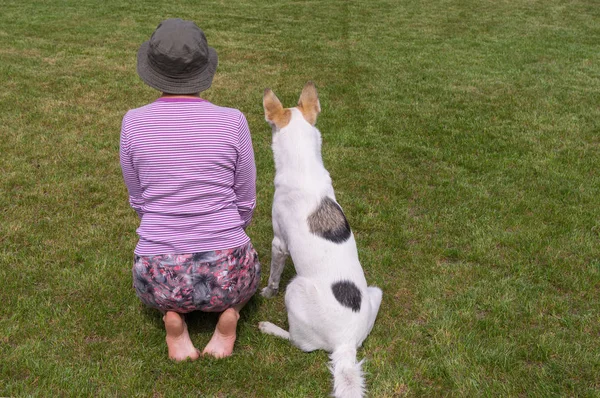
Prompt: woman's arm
<box><xmin>233</xmin><ymin>112</ymin><xmax>257</xmax><ymax>229</ymax></box>
<box><xmin>120</xmin><ymin>114</ymin><xmax>145</xmax><ymax>218</ymax></box>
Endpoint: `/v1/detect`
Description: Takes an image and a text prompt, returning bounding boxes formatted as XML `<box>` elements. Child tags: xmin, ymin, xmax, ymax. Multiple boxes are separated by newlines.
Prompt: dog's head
<box><xmin>263</xmin><ymin>82</ymin><xmax>323</xmax><ymax>166</ymax></box>
<box><xmin>263</xmin><ymin>81</ymin><xmax>321</xmax><ymax>130</ymax></box>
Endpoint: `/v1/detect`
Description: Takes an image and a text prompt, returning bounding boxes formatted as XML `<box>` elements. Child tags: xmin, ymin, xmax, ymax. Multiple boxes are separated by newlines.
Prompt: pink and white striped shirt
<box><xmin>120</xmin><ymin>97</ymin><xmax>256</xmax><ymax>255</ymax></box>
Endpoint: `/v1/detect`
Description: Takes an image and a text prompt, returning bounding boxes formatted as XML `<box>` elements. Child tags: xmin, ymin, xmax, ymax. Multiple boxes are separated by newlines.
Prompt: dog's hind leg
<box><xmin>366</xmin><ymin>287</ymin><xmax>383</xmax><ymax>335</ymax></box>
<box><xmin>285</xmin><ymin>276</ymin><xmax>327</xmax><ymax>352</ymax></box>
<box><xmin>258</xmin><ymin>322</ymin><xmax>290</xmax><ymax>339</ymax></box>
<box><xmin>261</xmin><ymin>235</ymin><xmax>288</xmax><ymax>298</ymax></box>
<box><xmin>258</xmin><ymin>277</ymin><xmax>323</xmax><ymax>352</ymax></box>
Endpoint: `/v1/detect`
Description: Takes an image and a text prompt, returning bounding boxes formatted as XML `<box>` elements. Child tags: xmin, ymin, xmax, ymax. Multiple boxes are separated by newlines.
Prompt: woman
<box><xmin>120</xmin><ymin>18</ymin><xmax>260</xmax><ymax>360</ymax></box>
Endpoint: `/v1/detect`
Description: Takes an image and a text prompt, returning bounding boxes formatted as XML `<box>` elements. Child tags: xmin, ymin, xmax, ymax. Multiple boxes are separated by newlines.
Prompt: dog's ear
<box><xmin>263</xmin><ymin>88</ymin><xmax>291</xmax><ymax>129</ymax></box>
<box><xmin>297</xmin><ymin>81</ymin><xmax>320</xmax><ymax>126</ymax></box>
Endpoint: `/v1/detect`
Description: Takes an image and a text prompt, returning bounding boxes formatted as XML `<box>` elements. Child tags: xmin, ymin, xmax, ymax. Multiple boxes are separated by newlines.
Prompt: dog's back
<box><xmin>260</xmin><ymin>82</ymin><xmax>382</xmax><ymax>398</ymax></box>
<box><xmin>267</xmin><ymin>92</ymin><xmax>363</xmax><ymax>276</ymax></box>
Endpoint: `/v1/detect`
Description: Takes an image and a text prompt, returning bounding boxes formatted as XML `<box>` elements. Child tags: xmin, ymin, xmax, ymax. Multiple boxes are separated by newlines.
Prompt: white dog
<box><xmin>259</xmin><ymin>82</ymin><xmax>383</xmax><ymax>398</ymax></box>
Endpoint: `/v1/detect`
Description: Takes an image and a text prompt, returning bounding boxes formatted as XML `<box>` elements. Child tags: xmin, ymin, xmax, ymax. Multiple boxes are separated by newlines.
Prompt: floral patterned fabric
<box><xmin>132</xmin><ymin>242</ymin><xmax>260</xmax><ymax>313</ymax></box>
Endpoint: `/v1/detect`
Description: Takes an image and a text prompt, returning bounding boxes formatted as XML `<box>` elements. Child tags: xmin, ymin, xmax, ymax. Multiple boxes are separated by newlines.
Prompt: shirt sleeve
<box><xmin>120</xmin><ymin>113</ymin><xmax>145</xmax><ymax>218</ymax></box>
<box><xmin>234</xmin><ymin>112</ymin><xmax>257</xmax><ymax>229</ymax></box>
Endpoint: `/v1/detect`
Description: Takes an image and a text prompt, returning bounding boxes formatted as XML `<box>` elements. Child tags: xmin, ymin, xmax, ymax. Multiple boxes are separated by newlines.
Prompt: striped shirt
<box><xmin>120</xmin><ymin>97</ymin><xmax>256</xmax><ymax>255</ymax></box>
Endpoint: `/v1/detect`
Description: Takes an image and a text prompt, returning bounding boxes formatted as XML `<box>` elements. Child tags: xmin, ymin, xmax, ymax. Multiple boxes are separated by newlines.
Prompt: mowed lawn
<box><xmin>1</xmin><ymin>0</ymin><xmax>599</xmax><ymax>396</ymax></box>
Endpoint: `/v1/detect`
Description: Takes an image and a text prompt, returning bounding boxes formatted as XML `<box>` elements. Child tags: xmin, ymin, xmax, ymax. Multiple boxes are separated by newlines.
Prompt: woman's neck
<box><xmin>160</xmin><ymin>93</ymin><xmax>201</xmax><ymax>99</ymax></box>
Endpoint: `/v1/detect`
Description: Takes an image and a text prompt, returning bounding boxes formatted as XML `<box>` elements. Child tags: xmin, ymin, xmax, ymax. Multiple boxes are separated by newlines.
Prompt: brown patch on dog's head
<box><xmin>263</xmin><ymin>88</ymin><xmax>291</xmax><ymax>129</ymax></box>
<box><xmin>297</xmin><ymin>81</ymin><xmax>321</xmax><ymax>126</ymax></box>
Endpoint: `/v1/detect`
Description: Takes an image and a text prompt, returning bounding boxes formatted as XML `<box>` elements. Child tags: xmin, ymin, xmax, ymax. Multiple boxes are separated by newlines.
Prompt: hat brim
<box><xmin>136</xmin><ymin>41</ymin><xmax>218</xmax><ymax>94</ymax></box>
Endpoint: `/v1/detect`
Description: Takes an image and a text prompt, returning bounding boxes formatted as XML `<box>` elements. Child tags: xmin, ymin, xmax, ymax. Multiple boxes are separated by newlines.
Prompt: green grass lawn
<box><xmin>2</xmin><ymin>0</ymin><xmax>600</xmax><ymax>396</ymax></box>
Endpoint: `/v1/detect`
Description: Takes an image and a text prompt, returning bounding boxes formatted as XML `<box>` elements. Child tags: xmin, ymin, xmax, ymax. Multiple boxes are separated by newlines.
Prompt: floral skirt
<box><xmin>132</xmin><ymin>242</ymin><xmax>260</xmax><ymax>313</ymax></box>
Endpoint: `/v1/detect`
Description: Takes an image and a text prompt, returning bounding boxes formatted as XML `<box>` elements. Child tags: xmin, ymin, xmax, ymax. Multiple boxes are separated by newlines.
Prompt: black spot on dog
<box><xmin>307</xmin><ymin>197</ymin><xmax>351</xmax><ymax>243</ymax></box>
<box><xmin>331</xmin><ymin>280</ymin><xmax>362</xmax><ymax>312</ymax></box>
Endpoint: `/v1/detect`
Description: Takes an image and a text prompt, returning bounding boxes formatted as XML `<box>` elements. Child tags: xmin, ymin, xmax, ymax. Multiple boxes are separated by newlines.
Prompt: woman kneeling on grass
<box><xmin>120</xmin><ymin>18</ymin><xmax>260</xmax><ymax>361</ymax></box>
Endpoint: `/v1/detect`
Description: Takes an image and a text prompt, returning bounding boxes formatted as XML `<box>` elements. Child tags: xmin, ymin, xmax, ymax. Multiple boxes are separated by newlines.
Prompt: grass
<box><xmin>1</xmin><ymin>0</ymin><xmax>600</xmax><ymax>396</ymax></box>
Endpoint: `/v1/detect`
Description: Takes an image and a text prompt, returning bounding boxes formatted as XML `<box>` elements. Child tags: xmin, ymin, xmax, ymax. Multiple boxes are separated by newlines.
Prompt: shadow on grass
<box><xmin>187</xmin><ymin>295</ymin><xmax>263</xmax><ymax>333</ymax></box>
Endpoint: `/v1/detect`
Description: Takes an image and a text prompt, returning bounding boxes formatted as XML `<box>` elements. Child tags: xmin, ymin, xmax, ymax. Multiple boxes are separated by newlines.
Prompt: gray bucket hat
<box><xmin>137</xmin><ymin>19</ymin><xmax>218</xmax><ymax>94</ymax></box>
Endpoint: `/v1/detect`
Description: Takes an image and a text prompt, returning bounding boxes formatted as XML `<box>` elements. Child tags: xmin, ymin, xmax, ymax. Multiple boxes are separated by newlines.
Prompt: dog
<box><xmin>258</xmin><ymin>82</ymin><xmax>383</xmax><ymax>398</ymax></box>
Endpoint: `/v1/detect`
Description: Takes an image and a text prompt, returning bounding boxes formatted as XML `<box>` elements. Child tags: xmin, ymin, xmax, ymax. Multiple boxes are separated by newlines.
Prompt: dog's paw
<box><xmin>261</xmin><ymin>286</ymin><xmax>279</xmax><ymax>298</ymax></box>
<box><xmin>258</xmin><ymin>321</ymin><xmax>278</xmax><ymax>335</ymax></box>
<box><xmin>257</xmin><ymin>321</ymin><xmax>270</xmax><ymax>333</ymax></box>
<box><xmin>258</xmin><ymin>321</ymin><xmax>290</xmax><ymax>339</ymax></box>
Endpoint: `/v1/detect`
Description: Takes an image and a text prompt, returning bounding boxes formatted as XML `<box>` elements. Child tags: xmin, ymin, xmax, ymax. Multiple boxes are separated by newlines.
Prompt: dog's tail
<box><xmin>329</xmin><ymin>344</ymin><xmax>365</xmax><ymax>398</ymax></box>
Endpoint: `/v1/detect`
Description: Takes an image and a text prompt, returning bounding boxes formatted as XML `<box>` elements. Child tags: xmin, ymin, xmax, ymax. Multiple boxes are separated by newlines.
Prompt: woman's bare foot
<box><xmin>164</xmin><ymin>311</ymin><xmax>200</xmax><ymax>361</ymax></box>
<box><xmin>202</xmin><ymin>308</ymin><xmax>240</xmax><ymax>358</ymax></box>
